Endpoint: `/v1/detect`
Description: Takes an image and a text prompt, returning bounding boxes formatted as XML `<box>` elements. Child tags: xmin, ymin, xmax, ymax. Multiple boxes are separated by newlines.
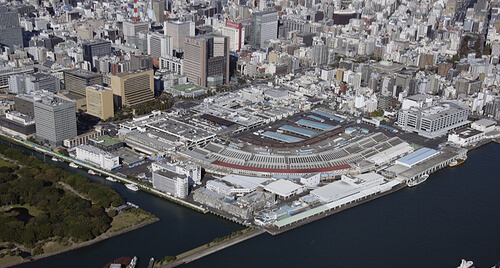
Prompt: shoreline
<box><xmin>3</xmin><ymin>217</ymin><xmax>160</xmax><ymax>268</ymax></box>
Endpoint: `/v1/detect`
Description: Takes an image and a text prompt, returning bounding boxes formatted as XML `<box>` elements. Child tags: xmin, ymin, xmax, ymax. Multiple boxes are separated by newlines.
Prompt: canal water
<box><xmin>9</xmin><ymin>139</ymin><xmax>500</xmax><ymax>267</ymax></box>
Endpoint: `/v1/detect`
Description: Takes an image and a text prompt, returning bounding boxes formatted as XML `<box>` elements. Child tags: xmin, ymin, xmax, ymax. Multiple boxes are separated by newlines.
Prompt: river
<box><xmin>9</xmin><ymin>140</ymin><xmax>500</xmax><ymax>268</ymax></box>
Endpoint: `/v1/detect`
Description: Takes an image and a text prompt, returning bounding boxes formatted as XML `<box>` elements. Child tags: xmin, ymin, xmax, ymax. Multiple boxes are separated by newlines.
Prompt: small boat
<box><xmin>51</xmin><ymin>156</ymin><xmax>58</xmax><ymax>162</ymax></box>
<box><xmin>148</xmin><ymin>257</ymin><xmax>155</xmax><ymax>268</ymax></box>
<box><xmin>88</xmin><ymin>169</ymin><xmax>100</xmax><ymax>176</ymax></box>
<box><xmin>128</xmin><ymin>256</ymin><xmax>137</xmax><ymax>268</ymax></box>
<box><xmin>407</xmin><ymin>174</ymin><xmax>429</xmax><ymax>187</ymax></box>
<box><xmin>450</xmin><ymin>155</ymin><xmax>467</xmax><ymax>167</ymax></box>
<box><xmin>457</xmin><ymin>259</ymin><xmax>474</xmax><ymax>268</ymax></box>
<box><xmin>106</xmin><ymin>176</ymin><xmax>117</xmax><ymax>182</ymax></box>
<box><xmin>125</xmin><ymin>184</ymin><xmax>139</xmax><ymax>191</ymax></box>
<box><xmin>69</xmin><ymin>162</ymin><xmax>79</xmax><ymax>168</ymax></box>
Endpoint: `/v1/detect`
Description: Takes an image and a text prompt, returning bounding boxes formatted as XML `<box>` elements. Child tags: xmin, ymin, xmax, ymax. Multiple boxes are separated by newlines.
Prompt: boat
<box><xmin>148</xmin><ymin>257</ymin><xmax>155</xmax><ymax>268</ymax></box>
<box><xmin>88</xmin><ymin>169</ymin><xmax>100</xmax><ymax>176</ymax></box>
<box><xmin>407</xmin><ymin>174</ymin><xmax>429</xmax><ymax>187</ymax></box>
<box><xmin>106</xmin><ymin>176</ymin><xmax>117</xmax><ymax>182</ymax></box>
<box><xmin>457</xmin><ymin>259</ymin><xmax>474</xmax><ymax>268</ymax></box>
<box><xmin>128</xmin><ymin>256</ymin><xmax>137</xmax><ymax>268</ymax></box>
<box><xmin>450</xmin><ymin>155</ymin><xmax>467</xmax><ymax>167</ymax></box>
<box><xmin>125</xmin><ymin>184</ymin><xmax>139</xmax><ymax>191</ymax></box>
<box><xmin>69</xmin><ymin>162</ymin><xmax>79</xmax><ymax>168</ymax></box>
<box><xmin>51</xmin><ymin>156</ymin><xmax>58</xmax><ymax>162</ymax></box>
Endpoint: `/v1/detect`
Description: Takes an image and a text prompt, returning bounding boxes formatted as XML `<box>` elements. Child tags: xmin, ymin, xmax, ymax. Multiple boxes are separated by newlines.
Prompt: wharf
<box><xmin>159</xmin><ymin>228</ymin><xmax>265</xmax><ymax>268</ymax></box>
<box><xmin>265</xmin><ymin>182</ymin><xmax>406</xmax><ymax>235</ymax></box>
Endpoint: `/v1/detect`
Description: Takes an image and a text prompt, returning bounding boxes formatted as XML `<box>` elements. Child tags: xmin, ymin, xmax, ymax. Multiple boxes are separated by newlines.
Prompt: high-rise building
<box><xmin>164</xmin><ymin>20</ymin><xmax>195</xmax><ymax>54</ymax></box>
<box><xmin>251</xmin><ymin>10</ymin><xmax>278</xmax><ymax>49</ymax></box>
<box><xmin>82</xmin><ymin>40</ymin><xmax>112</xmax><ymax>69</ymax></box>
<box><xmin>8</xmin><ymin>73</ymin><xmax>61</xmax><ymax>94</ymax></box>
<box><xmin>110</xmin><ymin>69</ymin><xmax>154</xmax><ymax>107</ymax></box>
<box><xmin>148</xmin><ymin>32</ymin><xmax>173</xmax><ymax>59</ymax></box>
<box><xmin>123</xmin><ymin>21</ymin><xmax>149</xmax><ymax>42</ymax></box>
<box><xmin>152</xmin><ymin>0</ymin><xmax>166</xmax><ymax>23</ymax></box>
<box><xmin>0</xmin><ymin>5</ymin><xmax>23</xmax><ymax>52</ymax></box>
<box><xmin>184</xmin><ymin>34</ymin><xmax>229</xmax><ymax>87</ymax></box>
<box><xmin>86</xmin><ymin>85</ymin><xmax>114</xmax><ymax>120</ymax></box>
<box><xmin>222</xmin><ymin>21</ymin><xmax>244</xmax><ymax>52</ymax></box>
<box><xmin>64</xmin><ymin>69</ymin><xmax>103</xmax><ymax>96</ymax></box>
<box><xmin>15</xmin><ymin>91</ymin><xmax>77</xmax><ymax>146</ymax></box>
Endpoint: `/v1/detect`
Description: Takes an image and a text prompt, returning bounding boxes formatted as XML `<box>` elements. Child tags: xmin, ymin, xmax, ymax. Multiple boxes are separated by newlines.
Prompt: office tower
<box><xmin>0</xmin><ymin>5</ymin><xmax>23</xmax><ymax>52</ymax></box>
<box><xmin>64</xmin><ymin>69</ymin><xmax>103</xmax><ymax>96</ymax></box>
<box><xmin>164</xmin><ymin>20</ymin><xmax>195</xmax><ymax>54</ymax></box>
<box><xmin>251</xmin><ymin>10</ymin><xmax>278</xmax><ymax>49</ymax></box>
<box><xmin>148</xmin><ymin>32</ymin><xmax>173</xmax><ymax>59</ymax></box>
<box><xmin>222</xmin><ymin>21</ymin><xmax>244</xmax><ymax>52</ymax></box>
<box><xmin>8</xmin><ymin>73</ymin><xmax>61</xmax><ymax>94</ymax></box>
<box><xmin>123</xmin><ymin>21</ymin><xmax>149</xmax><ymax>42</ymax></box>
<box><xmin>86</xmin><ymin>85</ymin><xmax>114</xmax><ymax>120</ymax></box>
<box><xmin>82</xmin><ymin>40</ymin><xmax>112</xmax><ymax>69</ymax></box>
<box><xmin>110</xmin><ymin>69</ymin><xmax>154</xmax><ymax>107</ymax></box>
<box><xmin>184</xmin><ymin>35</ymin><xmax>229</xmax><ymax>87</ymax></box>
<box><xmin>16</xmin><ymin>91</ymin><xmax>77</xmax><ymax>146</ymax></box>
<box><xmin>152</xmin><ymin>0</ymin><xmax>166</xmax><ymax>23</ymax></box>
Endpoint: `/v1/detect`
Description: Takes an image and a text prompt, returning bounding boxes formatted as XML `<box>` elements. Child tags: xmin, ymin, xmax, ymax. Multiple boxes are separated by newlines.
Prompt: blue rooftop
<box><xmin>380</xmin><ymin>125</ymin><xmax>397</xmax><ymax>131</ymax></box>
<box><xmin>262</xmin><ymin>131</ymin><xmax>304</xmax><ymax>143</ymax></box>
<box><xmin>295</xmin><ymin>119</ymin><xmax>335</xmax><ymax>131</ymax></box>
<box><xmin>312</xmin><ymin>110</ymin><xmax>345</xmax><ymax>122</ymax></box>
<box><xmin>307</xmin><ymin>115</ymin><xmax>325</xmax><ymax>122</ymax></box>
<box><xmin>397</xmin><ymin>148</ymin><xmax>439</xmax><ymax>167</ymax></box>
<box><xmin>279</xmin><ymin>125</ymin><xmax>318</xmax><ymax>137</ymax></box>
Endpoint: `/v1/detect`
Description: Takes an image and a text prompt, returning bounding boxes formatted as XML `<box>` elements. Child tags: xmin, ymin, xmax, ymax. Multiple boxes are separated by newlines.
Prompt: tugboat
<box><xmin>449</xmin><ymin>155</ymin><xmax>467</xmax><ymax>167</ymax></box>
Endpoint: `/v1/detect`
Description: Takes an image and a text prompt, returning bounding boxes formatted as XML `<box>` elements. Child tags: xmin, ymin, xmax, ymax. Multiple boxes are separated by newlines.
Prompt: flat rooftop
<box><xmin>396</xmin><ymin>148</ymin><xmax>439</xmax><ymax>167</ymax></box>
<box><xmin>296</xmin><ymin>119</ymin><xmax>335</xmax><ymax>131</ymax></box>
<box><xmin>89</xmin><ymin>135</ymin><xmax>122</xmax><ymax>147</ymax></box>
<box><xmin>262</xmin><ymin>131</ymin><xmax>304</xmax><ymax>143</ymax></box>
<box><xmin>171</xmin><ymin>83</ymin><xmax>206</xmax><ymax>93</ymax></box>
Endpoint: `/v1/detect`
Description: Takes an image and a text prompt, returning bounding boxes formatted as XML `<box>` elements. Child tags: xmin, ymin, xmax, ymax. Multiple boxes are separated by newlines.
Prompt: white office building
<box><xmin>75</xmin><ymin>144</ymin><xmax>120</xmax><ymax>170</ymax></box>
<box><xmin>147</xmin><ymin>32</ymin><xmax>172</xmax><ymax>58</ymax></box>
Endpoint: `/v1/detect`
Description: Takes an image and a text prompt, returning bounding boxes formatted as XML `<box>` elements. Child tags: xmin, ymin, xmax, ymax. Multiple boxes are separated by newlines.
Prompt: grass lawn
<box><xmin>42</xmin><ymin>238</ymin><xmax>73</xmax><ymax>255</ymax></box>
<box><xmin>108</xmin><ymin>208</ymin><xmax>157</xmax><ymax>233</ymax></box>
<box><xmin>0</xmin><ymin>158</ymin><xmax>14</xmax><ymax>168</ymax></box>
<box><xmin>0</xmin><ymin>254</ymin><xmax>23</xmax><ymax>267</ymax></box>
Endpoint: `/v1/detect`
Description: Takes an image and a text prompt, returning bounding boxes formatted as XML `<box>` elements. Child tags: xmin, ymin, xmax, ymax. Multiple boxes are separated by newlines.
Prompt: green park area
<box><xmin>0</xmin><ymin>141</ymin><xmax>158</xmax><ymax>267</ymax></box>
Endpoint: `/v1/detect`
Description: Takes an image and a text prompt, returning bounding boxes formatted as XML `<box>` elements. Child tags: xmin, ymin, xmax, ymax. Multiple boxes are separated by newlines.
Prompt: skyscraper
<box><xmin>148</xmin><ymin>32</ymin><xmax>173</xmax><ymax>59</ymax></box>
<box><xmin>184</xmin><ymin>34</ymin><xmax>229</xmax><ymax>87</ymax></box>
<box><xmin>64</xmin><ymin>69</ymin><xmax>103</xmax><ymax>96</ymax></box>
<box><xmin>251</xmin><ymin>10</ymin><xmax>278</xmax><ymax>49</ymax></box>
<box><xmin>164</xmin><ymin>20</ymin><xmax>195</xmax><ymax>54</ymax></box>
<box><xmin>82</xmin><ymin>40</ymin><xmax>112</xmax><ymax>69</ymax></box>
<box><xmin>0</xmin><ymin>4</ymin><xmax>23</xmax><ymax>52</ymax></box>
<box><xmin>15</xmin><ymin>91</ymin><xmax>77</xmax><ymax>146</ymax></box>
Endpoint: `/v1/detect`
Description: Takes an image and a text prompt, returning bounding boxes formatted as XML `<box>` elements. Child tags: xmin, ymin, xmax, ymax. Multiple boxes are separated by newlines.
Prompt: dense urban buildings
<box><xmin>85</xmin><ymin>85</ymin><xmax>114</xmax><ymax>120</ymax></box>
<box><xmin>110</xmin><ymin>69</ymin><xmax>154</xmax><ymax>107</ymax></box>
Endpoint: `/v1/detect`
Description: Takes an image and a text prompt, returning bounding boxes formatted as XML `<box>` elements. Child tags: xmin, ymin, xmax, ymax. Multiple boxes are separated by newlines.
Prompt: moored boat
<box><xmin>457</xmin><ymin>259</ymin><xmax>474</xmax><ymax>268</ymax></box>
<box><xmin>69</xmin><ymin>162</ymin><xmax>79</xmax><ymax>168</ymax></box>
<box><xmin>88</xmin><ymin>169</ymin><xmax>97</xmax><ymax>175</ymax></box>
<box><xmin>106</xmin><ymin>176</ymin><xmax>117</xmax><ymax>182</ymax></box>
<box><xmin>450</xmin><ymin>155</ymin><xmax>467</xmax><ymax>167</ymax></box>
<box><xmin>128</xmin><ymin>256</ymin><xmax>137</xmax><ymax>268</ymax></box>
<box><xmin>125</xmin><ymin>184</ymin><xmax>139</xmax><ymax>191</ymax></box>
<box><xmin>51</xmin><ymin>156</ymin><xmax>58</xmax><ymax>162</ymax></box>
<box><xmin>407</xmin><ymin>174</ymin><xmax>429</xmax><ymax>187</ymax></box>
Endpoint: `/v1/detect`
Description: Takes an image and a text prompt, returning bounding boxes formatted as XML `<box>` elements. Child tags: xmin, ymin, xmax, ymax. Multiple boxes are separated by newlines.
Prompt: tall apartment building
<box><xmin>251</xmin><ymin>10</ymin><xmax>278</xmax><ymax>49</ymax></box>
<box><xmin>184</xmin><ymin>34</ymin><xmax>229</xmax><ymax>87</ymax></box>
<box><xmin>110</xmin><ymin>69</ymin><xmax>154</xmax><ymax>107</ymax></box>
<box><xmin>82</xmin><ymin>40</ymin><xmax>111</xmax><ymax>69</ymax></box>
<box><xmin>123</xmin><ymin>21</ymin><xmax>149</xmax><ymax>42</ymax></box>
<box><xmin>64</xmin><ymin>69</ymin><xmax>103</xmax><ymax>96</ymax></box>
<box><xmin>222</xmin><ymin>21</ymin><xmax>244</xmax><ymax>52</ymax></box>
<box><xmin>0</xmin><ymin>5</ymin><xmax>23</xmax><ymax>51</ymax></box>
<box><xmin>164</xmin><ymin>20</ymin><xmax>195</xmax><ymax>53</ymax></box>
<box><xmin>86</xmin><ymin>85</ymin><xmax>114</xmax><ymax>120</ymax></box>
<box><xmin>147</xmin><ymin>32</ymin><xmax>172</xmax><ymax>59</ymax></box>
<box><xmin>16</xmin><ymin>91</ymin><xmax>77</xmax><ymax>146</ymax></box>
